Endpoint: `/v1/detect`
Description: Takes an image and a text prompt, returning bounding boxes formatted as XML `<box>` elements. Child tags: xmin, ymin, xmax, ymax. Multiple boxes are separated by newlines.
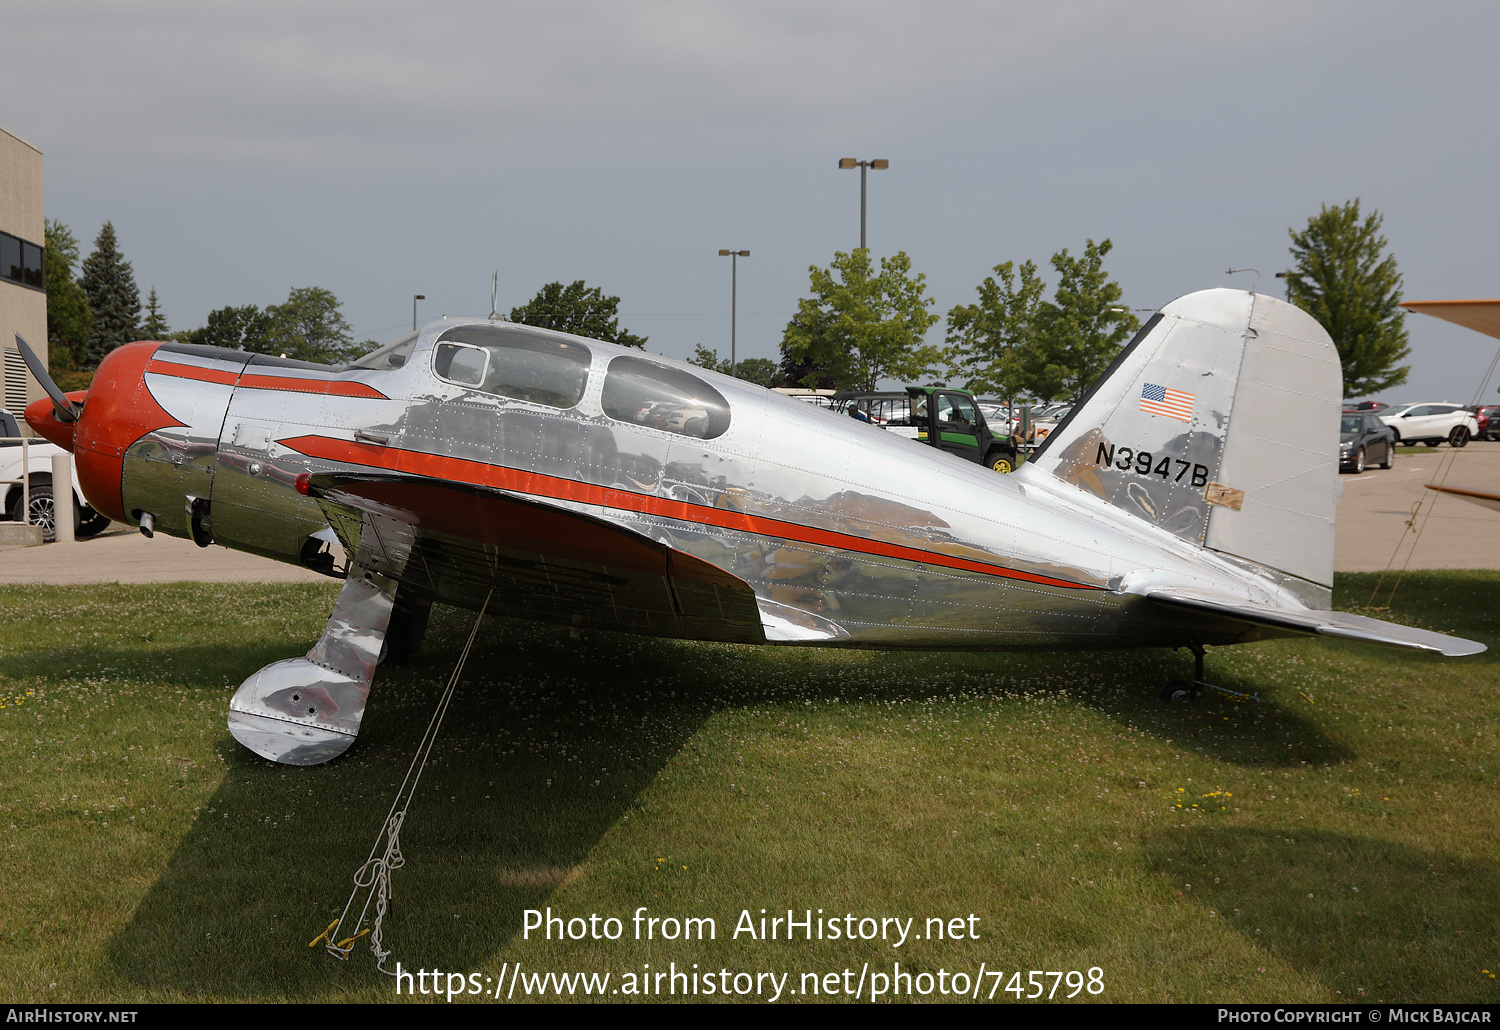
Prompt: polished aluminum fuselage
<box><xmin>121</xmin><ymin>323</ymin><xmax>1312</xmax><ymax>651</ymax></box>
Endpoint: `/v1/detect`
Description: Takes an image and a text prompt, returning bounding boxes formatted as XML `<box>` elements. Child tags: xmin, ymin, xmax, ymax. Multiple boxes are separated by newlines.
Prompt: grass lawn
<box><xmin>0</xmin><ymin>574</ymin><xmax>1496</xmax><ymax>1004</ymax></box>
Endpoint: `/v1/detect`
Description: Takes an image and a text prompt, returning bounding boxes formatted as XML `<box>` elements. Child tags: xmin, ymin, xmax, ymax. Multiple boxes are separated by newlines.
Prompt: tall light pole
<box><xmin>412</xmin><ymin>294</ymin><xmax>426</xmax><ymax>331</ymax></box>
<box><xmin>837</xmin><ymin>158</ymin><xmax>889</xmax><ymax>250</ymax></box>
<box><xmin>718</xmin><ymin>249</ymin><xmax>749</xmax><ymax>375</ymax></box>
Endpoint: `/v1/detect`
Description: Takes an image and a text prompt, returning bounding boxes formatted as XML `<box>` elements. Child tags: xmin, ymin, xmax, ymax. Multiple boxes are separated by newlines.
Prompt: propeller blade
<box><xmin>14</xmin><ymin>334</ymin><xmax>80</xmax><ymax>424</ymax></box>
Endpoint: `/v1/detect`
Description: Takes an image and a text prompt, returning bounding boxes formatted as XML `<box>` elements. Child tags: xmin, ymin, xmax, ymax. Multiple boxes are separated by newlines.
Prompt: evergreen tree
<box><xmin>1283</xmin><ymin>199</ymin><xmax>1410</xmax><ymax>397</ymax></box>
<box><xmin>43</xmin><ymin>220</ymin><xmax>93</xmax><ymax>372</ymax></box>
<box><xmin>781</xmin><ymin>249</ymin><xmax>940</xmax><ymax>393</ymax></box>
<box><xmin>78</xmin><ymin>222</ymin><xmax>140</xmax><ymax>369</ymax></box>
<box><xmin>140</xmin><ymin>287</ymin><xmax>171</xmax><ymax>339</ymax></box>
<box><xmin>509</xmin><ymin>281</ymin><xmax>647</xmax><ymax>348</ymax></box>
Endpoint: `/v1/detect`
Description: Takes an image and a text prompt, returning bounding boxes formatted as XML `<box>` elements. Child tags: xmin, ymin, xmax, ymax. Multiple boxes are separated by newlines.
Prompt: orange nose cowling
<box><xmin>53</xmin><ymin>342</ymin><xmax>178</xmax><ymax>525</ymax></box>
<box><xmin>23</xmin><ymin>393</ymin><xmax>84</xmax><ymax>451</ymax></box>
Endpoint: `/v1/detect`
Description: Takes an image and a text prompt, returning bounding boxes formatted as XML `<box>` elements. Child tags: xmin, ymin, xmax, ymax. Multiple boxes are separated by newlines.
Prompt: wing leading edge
<box><xmin>1146</xmin><ymin>589</ymin><xmax>1485</xmax><ymax>657</ymax></box>
<box><xmin>305</xmin><ymin>472</ymin><xmax>767</xmax><ymax>644</ymax></box>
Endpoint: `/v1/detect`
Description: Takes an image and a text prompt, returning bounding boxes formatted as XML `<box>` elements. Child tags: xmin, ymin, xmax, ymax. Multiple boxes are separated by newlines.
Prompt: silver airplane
<box><xmin>20</xmin><ymin>288</ymin><xmax>1483</xmax><ymax>767</ymax></box>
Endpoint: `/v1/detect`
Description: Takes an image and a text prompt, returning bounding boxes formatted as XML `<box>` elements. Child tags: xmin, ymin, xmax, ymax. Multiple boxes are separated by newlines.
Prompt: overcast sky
<box><xmin>5</xmin><ymin>1</ymin><xmax>1498</xmax><ymax>403</ymax></box>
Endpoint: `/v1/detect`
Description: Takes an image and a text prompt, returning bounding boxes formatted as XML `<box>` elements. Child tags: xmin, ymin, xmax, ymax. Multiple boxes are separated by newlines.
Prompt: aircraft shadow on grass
<box><xmin>99</xmin><ymin>606</ymin><xmax>1387</xmax><ymax>997</ymax></box>
<box><xmin>1142</xmin><ymin>826</ymin><xmax>1500</xmax><ymax>1000</ymax></box>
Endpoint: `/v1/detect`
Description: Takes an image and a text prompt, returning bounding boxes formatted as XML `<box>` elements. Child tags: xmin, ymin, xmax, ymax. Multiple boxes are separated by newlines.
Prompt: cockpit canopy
<box><xmin>431</xmin><ymin>324</ymin><xmax>593</xmax><ymax>409</ymax></box>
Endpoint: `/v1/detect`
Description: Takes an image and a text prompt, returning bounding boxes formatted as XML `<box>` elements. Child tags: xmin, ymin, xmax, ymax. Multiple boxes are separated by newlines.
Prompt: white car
<box><xmin>1</xmin><ymin>408</ymin><xmax>110</xmax><ymax>541</ymax></box>
<box><xmin>1377</xmin><ymin>402</ymin><xmax>1480</xmax><ymax>447</ymax></box>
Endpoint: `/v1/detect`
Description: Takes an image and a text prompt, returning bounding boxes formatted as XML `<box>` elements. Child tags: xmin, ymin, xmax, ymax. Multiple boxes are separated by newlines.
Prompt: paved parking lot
<box><xmin>2</xmin><ymin>444</ymin><xmax>1498</xmax><ymax>584</ymax></box>
<box><xmin>1333</xmin><ymin>440</ymin><xmax>1500</xmax><ymax>572</ymax></box>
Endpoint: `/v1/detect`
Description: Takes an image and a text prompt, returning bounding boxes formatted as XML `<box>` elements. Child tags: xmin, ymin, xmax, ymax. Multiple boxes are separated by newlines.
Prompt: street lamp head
<box><xmin>718</xmin><ymin>249</ymin><xmax>731</xmax><ymax>256</ymax></box>
<box><xmin>414</xmin><ymin>294</ymin><xmax>426</xmax><ymax>300</ymax></box>
<box><xmin>737</xmin><ymin>250</ymin><xmax>749</xmax><ymax>257</ymax></box>
<box><xmin>870</xmin><ymin>159</ymin><xmax>889</xmax><ymax>169</ymax></box>
<box><xmin>838</xmin><ymin>158</ymin><xmax>858</xmax><ymax>169</ymax></box>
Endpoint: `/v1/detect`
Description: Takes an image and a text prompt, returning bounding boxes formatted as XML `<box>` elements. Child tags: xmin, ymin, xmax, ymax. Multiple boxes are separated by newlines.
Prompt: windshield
<box><xmin>350</xmin><ymin>331</ymin><xmax>419</xmax><ymax>370</ymax></box>
<box><xmin>1340</xmin><ymin>414</ymin><xmax>1363</xmax><ymax>434</ymax></box>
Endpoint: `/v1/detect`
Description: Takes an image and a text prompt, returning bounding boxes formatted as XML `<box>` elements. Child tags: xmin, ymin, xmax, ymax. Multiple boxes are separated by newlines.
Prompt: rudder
<box><xmin>1027</xmin><ymin>288</ymin><xmax>1341</xmax><ymax>602</ymax></box>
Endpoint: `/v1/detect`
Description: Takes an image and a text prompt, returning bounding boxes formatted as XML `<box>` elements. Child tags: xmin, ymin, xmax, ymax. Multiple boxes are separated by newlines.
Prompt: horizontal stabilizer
<box><xmin>1146</xmin><ymin>589</ymin><xmax>1485</xmax><ymax>657</ymax></box>
<box><xmin>1426</xmin><ymin>483</ymin><xmax>1500</xmax><ymax>516</ymax></box>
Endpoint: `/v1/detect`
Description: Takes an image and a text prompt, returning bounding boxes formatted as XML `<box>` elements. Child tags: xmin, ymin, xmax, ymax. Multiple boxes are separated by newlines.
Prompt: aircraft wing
<box><xmin>1145</xmin><ymin>589</ymin><xmax>1484</xmax><ymax>657</ymax></box>
<box><xmin>304</xmin><ymin>472</ymin><xmax>767</xmax><ymax>644</ymax></box>
<box><xmin>1426</xmin><ymin>483</ymin><xmax>1500</xmax><ymax>516</ymax></box>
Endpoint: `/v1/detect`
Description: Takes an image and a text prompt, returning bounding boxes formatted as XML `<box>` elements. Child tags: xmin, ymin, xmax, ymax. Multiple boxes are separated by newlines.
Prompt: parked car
<box><xmin>1345</xmin><ymin>400</ymin><xmax>1391</xmax><ymax>412</ymax></box>
<box><xmin>1031</xmin><ymin>405</ymin><xmax>1073</xmax><ymax>445</ymax></box>
<box><xmin>1376</xmin><ymin>402</ymin><xmax>1479</xmax><ymax>447</ymax></box>
<box><xmin>1339</xmin><ymin>410</ymin><xmax>1396</xmax><ymax>473</ymax></box>
<box><xmin>1472</xmin><ymin>405</ymin><xmax>1500</xmax><ymax>441</ymax></box>
<box><xmin>1</xmin><ymin>409</ymin><xmax>112</xmax><ymax>542</ymax></box>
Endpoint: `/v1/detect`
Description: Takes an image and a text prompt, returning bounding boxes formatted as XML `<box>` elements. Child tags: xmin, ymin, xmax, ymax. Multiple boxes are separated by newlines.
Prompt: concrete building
<box><xmin>1</xmin><ymin>125</ymin><xmax>46</xmax><ymax>426</ymax></box>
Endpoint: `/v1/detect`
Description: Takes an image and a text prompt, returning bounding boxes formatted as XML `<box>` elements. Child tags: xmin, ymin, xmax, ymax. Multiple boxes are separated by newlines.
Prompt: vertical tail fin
<box><xmin>1028</xmin><ymin>288</ymin><xmax>1341</xmax><ymax>598</ymax></box>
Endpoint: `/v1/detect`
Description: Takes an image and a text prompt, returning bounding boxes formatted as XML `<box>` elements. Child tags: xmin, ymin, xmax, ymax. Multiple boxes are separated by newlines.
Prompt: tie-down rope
<box><xmin>1366</xmin><ymin>339</ymin><xmax>1500</xmax><ymax>610</ymax></box>
<box><xmin>310</xmin><ymin>588</ymin><xmax>494</xmax><ymax>973</ymax></box>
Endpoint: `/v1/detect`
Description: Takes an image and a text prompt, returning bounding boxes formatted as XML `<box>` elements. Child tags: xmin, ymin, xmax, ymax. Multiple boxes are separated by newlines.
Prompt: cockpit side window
<box><xmin>433</xmin><ymin>325</ymin><xmax>592</xmax><ymax>408</ymax></box>
<box><xmin>349</xmin><ymin>331</ymin><xmax>419</xmax><ymax>370</ymax></box>
<box><xmin>433</xmin><ymin>342</ymin><xmax>488</xmax><ymax>387</ymax></box>
<box><xmin>601</xmin><ymin>356</ymin><xmax>730</xmax><ymax>440</ymax></box>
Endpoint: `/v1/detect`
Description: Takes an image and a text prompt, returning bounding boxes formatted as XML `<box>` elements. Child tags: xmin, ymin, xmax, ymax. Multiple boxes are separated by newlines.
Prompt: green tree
<box><xmin>944</xmin><ymin>259</ymin><xmax>1047</xmax><ymax>395</ymax></box>
<box><xmin>509</xmin><ymin>281</ymin><xmax>647</xmax><ymax>348</ymax></box>
<box><xmin>1283</xmin><ymin>200</ymin><xmax>1410</xmax><ymax>396</ymax></box>
<box><xmin>781</xmin><ymin>249</ymin><xmax>941</xmax><ymax>393</ymax></box>
<box><xmin>775</xmin><ymin>310</ymin><xmax>841</xmax><ymax>389</ymax></box>
<box><xmin>688</xmin><ymin>345</ymin><xmax>778</xmax><ymax>388</ymax></box>
<box><xmin>43</xmin><ymin>220</ymin><xmax>93</xmax><ymax>372</ymax></box>
<box><xmin>1006</xmin><ymin>239</ymin><xmax>1138</xmax><ymax>404</ymax></box>
<box><xmin>264</xmin><ymin>287</ymin><xmax>361</xmax><ymax>364</ymax></box>
<box><xmin>140</xmin><ymin>288</ymin><xmax>170</xmax><ymax>339</ymax></box>
<box><xmin>78</xmin><ymin>221</ymin><xmax>140</xmax><ymax>369</ymax></box>
<box><xmin>183</xmin><ymin>304</ymin><xmax>275</xmax><ymax>351</ymax></box>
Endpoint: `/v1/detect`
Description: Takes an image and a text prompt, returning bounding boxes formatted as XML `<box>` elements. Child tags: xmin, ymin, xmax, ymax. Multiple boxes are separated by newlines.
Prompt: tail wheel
<box><xmin>1160</xmin><ymin>680</ymin><xmax>1200</xmax><ymax>703</ymax></box>
<box><xmin>1450</xmin><ymin>426</ymin><xmax>1470</xmax><ymax>448</ymax></box>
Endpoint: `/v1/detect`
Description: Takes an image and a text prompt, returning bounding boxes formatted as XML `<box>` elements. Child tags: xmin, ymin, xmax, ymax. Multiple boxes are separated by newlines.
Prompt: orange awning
<box><xmin>1400</xmin><ymin>299</ymin><xmax>1500</xmax><ymax>340</ymax></box>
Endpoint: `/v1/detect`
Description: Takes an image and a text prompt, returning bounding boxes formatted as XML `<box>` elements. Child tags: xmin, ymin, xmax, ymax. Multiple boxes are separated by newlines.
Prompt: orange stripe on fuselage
<box><xmin>145</xmin><ymin>359</ymin><xmax>388</xmax><ymax>399</ymax></box>
<box><xmin>280</xmin><ymin>434</ymin><xmax>1101</xmax><ymax>592</ymax></box>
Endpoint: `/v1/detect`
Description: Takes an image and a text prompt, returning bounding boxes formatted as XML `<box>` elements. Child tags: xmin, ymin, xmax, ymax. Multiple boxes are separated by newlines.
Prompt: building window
<box><xmin>0</xmin><ymin>231</ymin><xmax>43</xmax><ymax>290</ymax></box>
<box><xmin>601</xmin><ymin>355</ymin><xmax>730</xmax><ymax>439</ymax></box>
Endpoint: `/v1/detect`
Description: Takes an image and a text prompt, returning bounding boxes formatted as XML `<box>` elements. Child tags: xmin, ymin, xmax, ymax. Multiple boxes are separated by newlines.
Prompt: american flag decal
<box><xmin>1139</xmin><ymin>382</ymin><xmax>1194</xmax><ymax>421</ymax></box>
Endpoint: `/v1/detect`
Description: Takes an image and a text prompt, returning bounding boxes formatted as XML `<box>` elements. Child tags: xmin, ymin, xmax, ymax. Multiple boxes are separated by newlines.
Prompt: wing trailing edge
<box><xmin>1146</xmin><ymin>589</ymin><xmax>1485</xmax><ymax>657</ymax></box>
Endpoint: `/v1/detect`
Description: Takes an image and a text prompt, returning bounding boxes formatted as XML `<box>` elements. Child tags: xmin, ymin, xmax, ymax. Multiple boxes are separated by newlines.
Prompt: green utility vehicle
<box><xmin>833</xmin><ymin>387</ymin><xmax>1020</xmax><ymax>473</ymax></box>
